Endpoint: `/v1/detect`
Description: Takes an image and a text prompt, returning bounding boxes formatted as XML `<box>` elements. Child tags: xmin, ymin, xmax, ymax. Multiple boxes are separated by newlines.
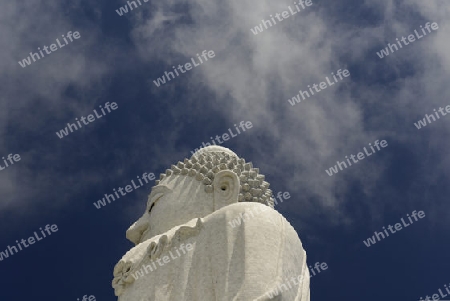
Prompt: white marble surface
<box><xmin>113</xmin><ymin>146</ymin><xmax>310</xmax><ymax>300</ymax></box>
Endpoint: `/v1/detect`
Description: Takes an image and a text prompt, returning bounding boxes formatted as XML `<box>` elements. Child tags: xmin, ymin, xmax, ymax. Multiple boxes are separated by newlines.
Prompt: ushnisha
<box><xmin>113</xmin><ymin>146</ymin><xmax>310</xmax><ymax>300</ymax></box>
<box><xmin>153</xmin><ymin>145</ymin><xmax>274</xmax><ymax>205</ymax></box>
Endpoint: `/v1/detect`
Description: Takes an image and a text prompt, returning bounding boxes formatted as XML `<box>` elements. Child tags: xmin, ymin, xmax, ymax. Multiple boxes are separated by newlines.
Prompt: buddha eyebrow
<box><xmin>147</xmin><ymin>185</ymin><xmax>171</xmax><ymax>208</ymax></box>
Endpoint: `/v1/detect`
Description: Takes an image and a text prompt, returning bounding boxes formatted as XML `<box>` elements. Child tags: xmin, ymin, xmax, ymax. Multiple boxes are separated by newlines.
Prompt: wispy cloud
<box><xmin>124</xmin><ymin>0</ymin><xmax>450</xmax><ymax>231</ymax></box>
<box><xmin>0</xmin><ymin>1</ymin><xmax>113</xmax><ymax>212</ymax></box>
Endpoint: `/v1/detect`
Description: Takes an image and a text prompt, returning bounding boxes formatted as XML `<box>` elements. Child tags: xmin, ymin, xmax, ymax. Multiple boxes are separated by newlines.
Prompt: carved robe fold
<box><xmin>113</xmin><ymin>202</ymin><xmax>310</xmax><ymax>301</ymax></box>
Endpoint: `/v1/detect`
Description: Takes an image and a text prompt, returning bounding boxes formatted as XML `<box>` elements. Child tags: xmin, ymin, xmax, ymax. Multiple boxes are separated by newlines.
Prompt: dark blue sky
<box><xmin>0</xmin><ymin>0</ymin><xmax>449</xmax><ymax>300</ymax></box>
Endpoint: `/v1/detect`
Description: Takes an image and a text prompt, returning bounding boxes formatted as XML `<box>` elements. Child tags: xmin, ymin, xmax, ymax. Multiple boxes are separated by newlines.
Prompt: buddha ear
<box><xmin>212</xmin><ymin>170</ymin><xmax>240</xmax><ymax>210</ymax></box>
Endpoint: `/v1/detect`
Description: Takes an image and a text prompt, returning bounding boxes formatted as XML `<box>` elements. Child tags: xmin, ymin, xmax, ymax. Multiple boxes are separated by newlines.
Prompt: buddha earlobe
<box><xmin>212</xmin><ymin>170</ymin><xmax>240</xmax><ymax>210</ymax></box>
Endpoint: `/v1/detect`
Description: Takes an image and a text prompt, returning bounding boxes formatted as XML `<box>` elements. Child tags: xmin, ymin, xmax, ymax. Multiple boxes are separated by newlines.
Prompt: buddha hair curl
<box><xmin>154</xmin><ymin>146</ymin><xmax>275</xmax><ymax>208</ymax></box>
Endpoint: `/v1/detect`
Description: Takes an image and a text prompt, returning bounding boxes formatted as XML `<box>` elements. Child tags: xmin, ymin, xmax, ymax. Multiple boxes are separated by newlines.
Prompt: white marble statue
<box><xmin>113</xmin><ymin>146</ymin><xmax>310</xmax><ymax>301</ymax></box>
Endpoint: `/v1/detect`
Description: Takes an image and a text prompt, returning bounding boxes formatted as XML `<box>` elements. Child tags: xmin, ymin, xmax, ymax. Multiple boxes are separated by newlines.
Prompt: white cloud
<box><xmin>128</xmin><ymin>0</ymin><xmax>450</xmax><ymax>229</ymax></box>
<box><xmin>0</xmin><ymin>0</ymin><xmax>112</xmax><ymax>211</ymax></box>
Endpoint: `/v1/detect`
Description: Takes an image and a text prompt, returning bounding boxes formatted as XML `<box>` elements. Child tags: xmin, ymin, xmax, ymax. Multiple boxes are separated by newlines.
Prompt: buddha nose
<box><xmin>126</xmin><ymin>215</ymin><xmax>149</xmax><ymax>245</ymax></box>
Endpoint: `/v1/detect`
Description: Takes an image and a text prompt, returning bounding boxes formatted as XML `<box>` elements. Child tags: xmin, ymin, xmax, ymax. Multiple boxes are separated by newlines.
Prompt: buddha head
<box><xmin>126</xmin><ymin>145</ymin><xmax>274</xmax><ymax>245</ymax></box>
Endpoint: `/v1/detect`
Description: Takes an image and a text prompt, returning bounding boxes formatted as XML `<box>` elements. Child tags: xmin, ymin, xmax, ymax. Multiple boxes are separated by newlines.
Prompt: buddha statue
<box><xmin>113</xmin><ymin>145</ymin><xmax>310</xmax><ymax>300</ymax></box>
